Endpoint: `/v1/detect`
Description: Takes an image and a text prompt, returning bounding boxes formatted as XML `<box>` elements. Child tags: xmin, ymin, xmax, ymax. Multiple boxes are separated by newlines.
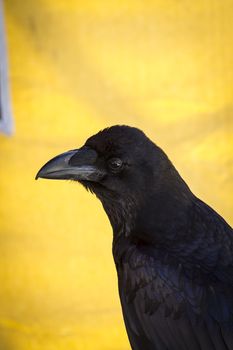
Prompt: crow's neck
<box><xmin>103</xmin><ymin>167</ymin><xmax>194</xmax><ymax>248</ymax></box>
<box><xmin>101</xmin><ymin>194</ymin><xmax>138</xmax><ymax>238</ymax></box>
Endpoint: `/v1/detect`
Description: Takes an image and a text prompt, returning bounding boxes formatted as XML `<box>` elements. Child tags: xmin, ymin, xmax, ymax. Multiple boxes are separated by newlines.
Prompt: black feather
<box><xmin>84</xmin><ymin>126</ymin><xmax>233</xmax><ymax>349</ymax></box>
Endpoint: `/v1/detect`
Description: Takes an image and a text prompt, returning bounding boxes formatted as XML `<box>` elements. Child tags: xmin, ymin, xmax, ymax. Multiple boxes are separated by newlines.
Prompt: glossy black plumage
<box><xmin>36</xmin><ymin>125</ymin><xmax>233</xmax><ymax>350</ymax></box>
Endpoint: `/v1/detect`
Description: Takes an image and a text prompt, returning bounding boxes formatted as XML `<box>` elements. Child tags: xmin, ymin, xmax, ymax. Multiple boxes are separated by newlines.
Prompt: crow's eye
<box><xmin>108</xmin><ymin>158</ymin><xmax>123</xmax><ymax>171</ymax></box>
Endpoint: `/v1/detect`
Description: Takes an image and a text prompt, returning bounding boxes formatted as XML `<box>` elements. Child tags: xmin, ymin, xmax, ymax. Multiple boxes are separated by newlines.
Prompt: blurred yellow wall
<box><xmin>0</xmin><ymin>1</ymin><xmax>233</xmax><ymax>349</ymax></box>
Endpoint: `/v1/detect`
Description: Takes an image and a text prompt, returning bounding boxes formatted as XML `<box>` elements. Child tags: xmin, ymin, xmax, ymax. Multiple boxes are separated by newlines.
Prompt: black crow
<box><xmin>36</xmin><ymin>125</ymin><xmax>233</xmax><ymax>350</ymax></box>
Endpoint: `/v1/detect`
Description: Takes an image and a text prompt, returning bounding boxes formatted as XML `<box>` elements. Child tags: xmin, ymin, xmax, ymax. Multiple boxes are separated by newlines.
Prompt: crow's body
<box><xmin>114</xmin><ymin>200</ymin><xmax>233</xmax><ymax>350</ymax></box>
<box><xmin>36</xmin><ymin>125</ymin><xmax>233</xmax><ymax>350</ymax></box>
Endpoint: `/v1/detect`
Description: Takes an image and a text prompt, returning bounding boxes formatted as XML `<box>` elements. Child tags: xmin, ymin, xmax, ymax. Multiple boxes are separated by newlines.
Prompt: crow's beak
<box><xmin>35</xmin><ymin>147</ymin><xmax>105</xmax><ymax>182</ymax></box>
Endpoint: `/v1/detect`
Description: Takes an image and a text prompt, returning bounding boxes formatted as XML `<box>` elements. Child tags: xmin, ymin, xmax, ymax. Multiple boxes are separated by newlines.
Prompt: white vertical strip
<box><xmin>0</xmin><ymin>0</ymin><xmax>13</xmax><ymax>135</ymax></box>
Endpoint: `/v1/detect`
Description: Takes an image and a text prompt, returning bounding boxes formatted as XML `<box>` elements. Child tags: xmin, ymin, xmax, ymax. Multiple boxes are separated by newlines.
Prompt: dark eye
<box><xmin>108</xmin><ymin>158</ymin><xmax>123</xmax><ymax>171</ymax></box>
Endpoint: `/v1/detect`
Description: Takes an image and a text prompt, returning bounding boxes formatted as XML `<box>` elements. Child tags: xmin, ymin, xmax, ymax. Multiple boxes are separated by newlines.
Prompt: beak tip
<box><xmin>35</xmin><ymin>169</ymin><xmax>44</xmax><ymax>180</ymax></box>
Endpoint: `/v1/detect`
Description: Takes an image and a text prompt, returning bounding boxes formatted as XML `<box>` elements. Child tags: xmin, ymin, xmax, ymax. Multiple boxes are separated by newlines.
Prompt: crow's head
<box><xmin>36</xmin><ymin>126</ymin><xmax>168</xmax><ymax>197</ymax></box>
<box><xmin>36</xmin><ymin>125</ymin><xmax>191</xmax><ymax>237</ymax></box>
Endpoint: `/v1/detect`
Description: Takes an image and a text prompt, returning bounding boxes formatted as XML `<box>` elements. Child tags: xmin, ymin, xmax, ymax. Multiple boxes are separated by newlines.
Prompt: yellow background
<box><xmin>1</xmin><ymin>1</ymin><xmax>233</xmax><ymax>349</ymax></box>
